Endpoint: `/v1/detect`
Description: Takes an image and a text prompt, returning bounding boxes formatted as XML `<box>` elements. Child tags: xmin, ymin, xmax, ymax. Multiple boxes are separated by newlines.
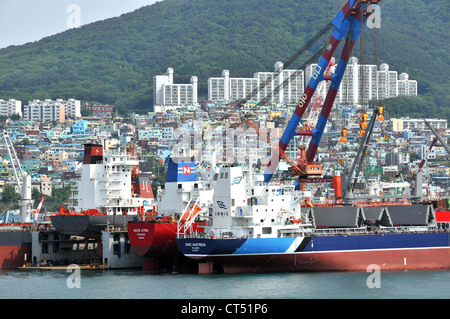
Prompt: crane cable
<box><xmin>235</xmin><ymin>23</ymin><xmax>334</xmax><ymax>111</ymax></box>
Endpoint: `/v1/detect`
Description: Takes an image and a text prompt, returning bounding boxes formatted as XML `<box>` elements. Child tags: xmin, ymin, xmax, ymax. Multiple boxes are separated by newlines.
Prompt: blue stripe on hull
<box><xmin>233</xmin><ymin>238</ymin><xmax>295</xmax><ymax>255</ymax></box>
<box><xmin>303</xmin><ymin>233</ymin><xmax>450</xmax><ymax>252</ymax></box>
<box><xmin>177</xmin><ymin>232</ymin><xmax>450</xmax><ymax>258</ymax></box>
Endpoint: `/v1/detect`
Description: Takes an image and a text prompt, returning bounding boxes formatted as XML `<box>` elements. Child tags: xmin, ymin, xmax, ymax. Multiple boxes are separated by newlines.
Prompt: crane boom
<box><xmin>424</xmin><ymin>120</ymin><xmax>450</xmax><ymax>156</ymax></box>
<box><xmin>244</xmin><ymin>118</ymin><xmax>302</xmax><ymax>175</ymax></box>
<box><xmin>3</xmin><ymin>131</ymin><xmax>24</xmax><ymax>189</ymax></box>
<box><xmin>264</xmin><ymin>0</ymin><xmax>382</xmax><ymax>183</ymax></box>
<box><xmin>2</xmin><ymin>130</ymin><xmax>33</xmax><ymax>222</ymax></box>
<box><xmin>33</xmin><ymin>196</ymin><xmax>46</xmax><ymax>222</ymax></box>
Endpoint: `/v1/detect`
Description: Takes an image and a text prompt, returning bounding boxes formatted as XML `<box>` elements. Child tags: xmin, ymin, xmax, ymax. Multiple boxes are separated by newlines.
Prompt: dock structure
<box><xmin>26</xmin><ymin>228</ymin><xmax>143</xmax><ymax>270</ymax></box>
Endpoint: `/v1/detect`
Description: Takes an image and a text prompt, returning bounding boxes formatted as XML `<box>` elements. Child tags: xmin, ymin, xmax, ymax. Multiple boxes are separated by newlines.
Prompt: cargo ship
<box><xmin>50</xmin><ymin>143</ymin><xmax>154</xmax><ymax>239</ymax></box>
<box><xmin>176</xmin><ymin>165</ymin><xmax>450</xmax><ymax>273</ymax></box>
<box><xmin>177</xmin><ymin>0</ymin><xmax>450</xmax><ymax>274</ymax></box>
<box><xmin>127</xmin><ymin>156</ymin><xmax>214</xmax><ymax>271</ymax></box>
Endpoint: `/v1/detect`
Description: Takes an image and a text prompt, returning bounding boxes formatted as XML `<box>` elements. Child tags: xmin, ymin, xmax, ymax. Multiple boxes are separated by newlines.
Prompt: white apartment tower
<box><xmin>208</xmin><ymin>70</ymin><xmax>259</xmax><ymax>102</ymax></box>
<box><xmin>59</xmin><ymin>98</ymin><xmax>81</xmax><ymax>118</ymax></box>
<box><xmin>305</xmin><ymin>58</ymin><xmax>417</xmax><ymax>107</ymax></box>
<box><xmin>378</xmin><ymin>63</ymin><xmax>398</xmax><ymax>100</ymax></box>
<box><xmin>153</xmin><ymin>68</ymin><xmax>198</xmax><ymax>109</ymax></box>
<box><xmin>23</xmin><ymin>99</ymin><xmax>80</xmax><ymax>122</ymax></box>
<box><xmin>255</xmin><ymin>62</ymin><xmax>304</xmax><ymax>105</ymax></box>
<box><xmin>306</xmin><ymin>57</ymin><xmax>378</xmax><ymax>106</ymax></box>
<box><xmin>357</xmin><ymin>62</ymin><xmax>378</xmax><ymax>105</ymax></box>
<box><xmin>397</xmin><ymin>73</ymin><xmax>418</xmax><ymax>96</ymax></box>
<box><xmin>337</xmin><ymin>57</ymin><xmax>360</xmax><ymax>105</ymax></box>
<box><xmin>23</xmin><ymin>99</ymin><xmax>66</xmax><ymax>123</ymax></box>
<box><xmin>0</xmin><ymin>99</ymin><xmax>22</xmax><ymax>117</ymax></box>
<box><xmin>208</xmin><ymin>62</ymin><xmax>304</xmax><ymax>105</ymax></box>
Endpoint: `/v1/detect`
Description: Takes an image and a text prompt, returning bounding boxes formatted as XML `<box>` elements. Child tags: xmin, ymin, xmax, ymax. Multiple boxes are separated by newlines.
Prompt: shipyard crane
<box><xmin>406</xmin><ymin>125</ymin><xmax>445</xmax><ymax>199</ymax></box>
<box><xmin>264</xmin><ymin>0</ymin><xmax>382</xmax><ymax>183</ymax></box>
<box><xmin>340</xmin><ymin>107</ymin><xmax>380</xmax><ymax>201</ymax></box>
<box><xmin>424</xmin><ymin>120</ymin><xmax>450</xmax><ymax>157</ymax></box>
<box><xmin>33</xmin><ymin>196</ymin><xmax>46</xmax><ymax>222</ymax></box>
<box><xmin>297</xmin><ymin>60</ymin><xmax>337</xmax><ymax>144</ymax></box>
<box><xmin>2</xmin><ymin>131</ymin><xmax>33</xmax><ymax>222</ymax></box>
<box><xmin>243</xmin><ymin>118</ymin><xmax>302</xmax><ymax>176</ymax></box>
<box><xmin>244</xmin><ymin>117</ymin><xmax>322</xmax><ymax>193</ymax></box>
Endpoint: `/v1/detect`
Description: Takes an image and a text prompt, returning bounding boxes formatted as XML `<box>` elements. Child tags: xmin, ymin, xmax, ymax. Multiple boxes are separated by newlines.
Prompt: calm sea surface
<box><xmin>1</xmin><ymin>268</ymin><xmax>450</xmax><ymax>299</ymax></box>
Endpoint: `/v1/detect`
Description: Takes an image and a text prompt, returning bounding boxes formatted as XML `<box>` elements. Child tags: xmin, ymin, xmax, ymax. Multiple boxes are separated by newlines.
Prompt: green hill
<box><xmin>0</xmin><ymin>0</ymin><xmax>448</xmax><ymax>119</ymax></box>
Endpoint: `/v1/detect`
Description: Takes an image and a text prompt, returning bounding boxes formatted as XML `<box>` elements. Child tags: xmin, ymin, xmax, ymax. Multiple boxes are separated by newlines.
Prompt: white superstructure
<box><xmin>70</xmin><ymin>144</ymin><xmax>152</xmax><ymax>215</ymax></box>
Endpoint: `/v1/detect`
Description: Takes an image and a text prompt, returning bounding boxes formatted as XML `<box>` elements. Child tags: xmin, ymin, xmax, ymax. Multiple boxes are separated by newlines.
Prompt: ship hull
<box><xmin>50</xmin><ymin>215</ymin><xmax>136</xmax><ymax>238</ymax></box>
<box><xmin>128</xmin><ymin>222</ymin><xmax>181</xmax><ymax>258</ymax></box>
<box><xmin>177</xmin><ymin>232</ymin><xmax>450</xmax><ymax>273</ymax></box>
<box><xmin>128</xmin><ymin>221</ymin><xmax>204</xmax><ymax>271</ymax></box>
<box><xmin>128</xmin><ymin>221</ymin><xmax>204</xmax><ymax>257</ymax></box>
<box><xmin>0</xmin><ymin>231</ymin><xmax>32</xmax><ymax>269</ymax></box>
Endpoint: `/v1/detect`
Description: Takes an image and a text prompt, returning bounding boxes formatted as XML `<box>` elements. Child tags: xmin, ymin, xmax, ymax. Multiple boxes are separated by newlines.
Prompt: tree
<box><xmin>147</xmin><ymin>156</ymin><xmax>166</xmax><ymax>195</ymax></box>
<box><xmin>81</xmin><ymin>107</ymin><xmax>93</xmax><ymax>116</ymax></box>
<box><xmin>2</xmin><ymin>185</ymin><xmax>21</xmax><ymax>209</ymax></box>
<box><xmin>15</xmin><ymin>138</ymin><xmax>32</xmax><ymax>145</ymax></box>
<box><xmin>32</xmin><ymin>188</ymin><xmax>44</xmax><ymax>208</ymax></box>
<box><xmin>10</xmin><ymin>113</ymin><xmax>21</xmax><ymax>121</ymax></box>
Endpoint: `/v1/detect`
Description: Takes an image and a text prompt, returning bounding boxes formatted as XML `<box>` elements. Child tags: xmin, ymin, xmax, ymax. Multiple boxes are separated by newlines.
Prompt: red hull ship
<box><xmin>128</xmin><ymin>219</ymin><xmax>204</xmax><ymax>271</ymax></box>
<box><xmin>127</xmin><ymin>156</ymin><xmax>214</xmax><ymax>271</ymax></box>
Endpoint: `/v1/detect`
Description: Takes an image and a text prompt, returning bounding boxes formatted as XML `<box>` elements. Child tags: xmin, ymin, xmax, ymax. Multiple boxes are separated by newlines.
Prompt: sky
<box><xmin>0</xmin><ymin>0</ymin><xmax>159</xmax><ymax>49</ymax></box>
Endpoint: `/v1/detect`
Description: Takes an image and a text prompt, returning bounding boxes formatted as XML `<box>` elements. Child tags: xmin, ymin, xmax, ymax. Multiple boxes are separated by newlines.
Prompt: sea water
<box><xmin>1</xmin><ymin>268</ymin><xmax>449</xmax><ymax>299</ymax></box>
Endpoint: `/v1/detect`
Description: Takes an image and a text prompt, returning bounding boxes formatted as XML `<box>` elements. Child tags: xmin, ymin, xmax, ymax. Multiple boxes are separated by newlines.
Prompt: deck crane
<box><xmin>2</xmin><ymin>131</ymin><xmax>33</xmax><ymax>222</ymax></box>
<box><xmin>264</xmin><ymin>0</ymin><xmax>382</xmax><ymax>183</ymax></box>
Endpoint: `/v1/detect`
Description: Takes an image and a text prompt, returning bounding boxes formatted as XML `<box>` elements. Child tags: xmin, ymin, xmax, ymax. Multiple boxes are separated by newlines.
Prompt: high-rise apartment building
<box><xmin>61</xmin><ymin>98</ymin><xmax>81</xmax><ymax>118</ymax></box>
<box><xmin>23</xmin><ymin>99</ymin><xmax>80</xmax><ymax>122</ymax></box>
<box><xmin>153</xmin><ymin>68</ymin><xmax>198</xmax><ymax>110</ymax></box>
<box><xmin>0</xmin><ymin>99</ymin><xmax>22</xmax><ymax>117</ymax></box>
<box><xmin>357</xmin><ymin>63</ymin><xmax>378</xmax><ymax>105</ymax></box>
<box><xmin>305</xmin><ymin>58</ymin><xmax>417</xmax><ymax>106</ymax></box>
<box><xmin>23</xmin><ymin>99</ymin><xmax>66</xmax><ymax>123</ymax></box>
<box><xmin>377</xmin><ymin>63</ymin><xmax>398</xmax><ymax>100</ymax></box>
<box><xmin>208</xmin><ymin>62</ymin><xmax>304</xmax><ymax>105</ymax></box>
<box><xmin>397</xmin><ymin>73</ymin><xmax>418</xmax><ymax>96</ymax></box>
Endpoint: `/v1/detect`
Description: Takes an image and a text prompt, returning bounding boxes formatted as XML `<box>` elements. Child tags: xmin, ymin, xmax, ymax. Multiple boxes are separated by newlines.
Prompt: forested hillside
<box><xmin>0</xmin><ymin>0</ymin><xmax>448</xmax><ymax>118</ymax></box>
